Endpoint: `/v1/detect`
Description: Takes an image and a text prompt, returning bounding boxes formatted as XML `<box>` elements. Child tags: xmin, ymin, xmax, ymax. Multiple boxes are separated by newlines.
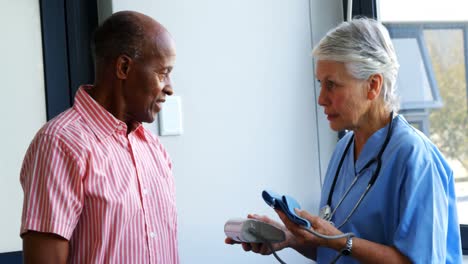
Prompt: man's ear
<box><xmin>367</xmin><ymin>73</ymin><xmax>383</xmax><ymax>100</ymax></box>
<box><xmin>115</xmin><ymin>55</ymin><xmax>132</xmax><ymax>79</ymax></box>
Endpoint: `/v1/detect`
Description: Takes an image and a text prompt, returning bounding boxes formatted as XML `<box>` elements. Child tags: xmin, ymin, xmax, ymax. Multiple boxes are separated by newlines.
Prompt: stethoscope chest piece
<box><xmin>322</xmin><ymin>112</ymin><xmax>395</xmax><ymax>229</ymax></box>
<box><xmin>319</xmin><ymin>205</ymin><xmax>332</xmax><ymax>221</ymax></box>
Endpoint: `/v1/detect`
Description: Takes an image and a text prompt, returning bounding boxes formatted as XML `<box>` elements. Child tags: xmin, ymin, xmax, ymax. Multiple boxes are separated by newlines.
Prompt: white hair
<box><xmin>312</xmin><ymin>18</ymin><xmax>400</xmax><ymax>112</ymax></box>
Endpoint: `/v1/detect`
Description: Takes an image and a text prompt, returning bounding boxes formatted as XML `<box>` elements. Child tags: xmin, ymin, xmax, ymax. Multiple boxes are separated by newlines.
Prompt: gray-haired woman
<box><xmin>226</xmin><ymin>18</ymin><xmax>462</xmax><ymax>264</ymax></box>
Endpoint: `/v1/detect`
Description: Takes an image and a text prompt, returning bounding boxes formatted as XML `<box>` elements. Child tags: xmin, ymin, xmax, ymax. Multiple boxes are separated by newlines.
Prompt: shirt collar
<box><xmin>73</xmin><ymin>85</ymin><xmax>145</xmax><ymax>141</ymax></box>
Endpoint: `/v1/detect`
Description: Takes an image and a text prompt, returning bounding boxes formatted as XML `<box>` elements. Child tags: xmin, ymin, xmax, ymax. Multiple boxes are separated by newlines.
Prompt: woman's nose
<box><xmin>317</xmin><ymin>87</ymin><xmax>328</xmax><ymax>107</ymax></box>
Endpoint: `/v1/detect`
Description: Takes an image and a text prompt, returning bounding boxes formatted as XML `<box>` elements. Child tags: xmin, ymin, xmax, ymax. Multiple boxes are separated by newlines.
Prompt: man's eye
<box><xmin>157</xmin><ymin>72</ymin><xmax>169</xmax><ymax>81</ymax></box>
<box><xmin>325</xmin><ymin>81</ymin><xmax>335</xmax><ymax>90</ymax></box>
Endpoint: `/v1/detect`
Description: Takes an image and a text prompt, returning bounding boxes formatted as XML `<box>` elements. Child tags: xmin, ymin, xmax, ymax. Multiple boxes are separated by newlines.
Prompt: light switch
<box><xmin>158</xmin><ymin>95</ymin><xmax>183</xmax><ymax>136</ymax></box>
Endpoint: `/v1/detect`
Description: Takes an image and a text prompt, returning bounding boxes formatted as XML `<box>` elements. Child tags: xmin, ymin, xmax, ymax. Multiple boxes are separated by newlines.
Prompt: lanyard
<box><xmin>321</xmin><ymin>112</ymin><xmax>394</xmax><ymax>228</ymax></box>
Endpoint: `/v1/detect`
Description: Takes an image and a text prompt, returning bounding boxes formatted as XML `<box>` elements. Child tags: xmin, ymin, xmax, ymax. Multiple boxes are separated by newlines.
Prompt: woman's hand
<box><xmin>224</xmin><ymin>213</ymin><xmax>294</xmax><ymax>255</ymax></box>
<box><xmin>276</xmin><ymin>208</ymin><xmax>343</xmax><ymax>258</ymax></box>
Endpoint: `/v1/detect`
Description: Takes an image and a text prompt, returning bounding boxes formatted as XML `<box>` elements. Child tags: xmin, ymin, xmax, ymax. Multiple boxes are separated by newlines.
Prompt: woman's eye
<box><xmin>325</xmin><ymin>81</ymin><xmax>335</xmax><ymax>90</ymax></box>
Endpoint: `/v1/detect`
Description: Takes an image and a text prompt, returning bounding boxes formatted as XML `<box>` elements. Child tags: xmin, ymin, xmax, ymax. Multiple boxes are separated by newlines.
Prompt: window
<box><xmin>379</xmin><ymin>0</ymin><xmax>468</xmax><ymax>254</ymax></box>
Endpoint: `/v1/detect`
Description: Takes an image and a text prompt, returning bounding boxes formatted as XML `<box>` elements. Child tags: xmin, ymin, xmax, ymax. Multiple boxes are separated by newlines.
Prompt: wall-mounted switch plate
<box><xmin>158</xmin><ymin>95</ymin><xmax>183</xmax><ymax>136</ymax></box>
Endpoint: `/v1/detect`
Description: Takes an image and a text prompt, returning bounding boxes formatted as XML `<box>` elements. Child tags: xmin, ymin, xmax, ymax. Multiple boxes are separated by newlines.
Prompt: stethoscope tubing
<box><xmin>324</xmin><ymin>112</ymin><xmax>395</xmax><ymax>228</ymax></box>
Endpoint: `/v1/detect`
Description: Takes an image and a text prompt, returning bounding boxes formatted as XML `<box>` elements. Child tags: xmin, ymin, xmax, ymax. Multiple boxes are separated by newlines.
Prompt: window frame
<box><xmin>386</xmin><ymin>22</ymin><xmax>468</xmax><ymax>255</ymax></box>
<box><xmin>400</xmin><ymin>109</ymin><xmax>430</xmax><ymax>134</ymax></box>
<box><xmin>360</xmin><ymin>0</ymin><xmax>468</xmax><ymax>255</ymax></box>
<box><xmin>433</xmin><ymin>22</ymin><xmax>468</xmax><ymax>256</ymax></box>
<box><xmin>385</xmin><ymin>23</ymin><xmax>444</xmax><ymax>110</ymax></box>
<box><xmin>40</xmin><ymin>0</ymin><xmax>98</xmax><ymax>120</ymax></box>
<box><xmin>422</xmin><ymin>22</ymin><xmax>468</xmax><ymax>113</ymax></box>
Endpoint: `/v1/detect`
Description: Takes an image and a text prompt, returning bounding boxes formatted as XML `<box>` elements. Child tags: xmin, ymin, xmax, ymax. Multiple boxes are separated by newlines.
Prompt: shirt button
<box><xmin>142</xmin><ymin>188</ymin><xmax>148</xmax><ymax>195</ymax></box>
<box><xmin>150</xmin><ymin>232</ymin><xmax>155</xmax><ymax>238</ymax></box>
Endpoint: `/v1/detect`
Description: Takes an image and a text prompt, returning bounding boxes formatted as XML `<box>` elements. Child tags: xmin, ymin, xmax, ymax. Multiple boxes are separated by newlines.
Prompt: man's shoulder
<box><xmin>38</xmin><ymin>108</ymin><xmax>82</xmax><ymax>137</ymax></box>
<box><xmin>34</xmin><ymin>108</ymin><xmax>92</xmax><ymax>151</ymax></box>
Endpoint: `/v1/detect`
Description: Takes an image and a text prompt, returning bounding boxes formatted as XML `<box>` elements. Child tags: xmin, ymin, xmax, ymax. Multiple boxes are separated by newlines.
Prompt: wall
<box><xmin>0</xmin><ymin>0</ymin><xmax>343</xmax><ymax>261</ymax></box>
<box><xmin>308</xmin><ymin>0</ymin><xmax>344</xmax><ymax>184</ymax></box>
<box><xmin>0</xmin><ymin>0</ymin><xmax>47</xmax><ymax>252</ymax></box>
<box><xmin>103</xmin><ymin>0</ymin><xmax>342</xmax><ymax>263</ymax></box>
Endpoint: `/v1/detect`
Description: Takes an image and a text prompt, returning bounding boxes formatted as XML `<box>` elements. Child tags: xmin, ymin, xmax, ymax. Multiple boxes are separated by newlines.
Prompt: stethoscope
<box><xmin>319</xmin><ymin>112</ymin><xmax>395</xmax><ymax>229</ymax></box>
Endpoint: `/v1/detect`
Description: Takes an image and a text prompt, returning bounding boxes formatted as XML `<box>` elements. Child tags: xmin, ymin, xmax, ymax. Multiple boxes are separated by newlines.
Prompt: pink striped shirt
<box><xmin>20</xmin><ymin>85</ymin><xmax>179</xmax><ymax>263</ymax></box>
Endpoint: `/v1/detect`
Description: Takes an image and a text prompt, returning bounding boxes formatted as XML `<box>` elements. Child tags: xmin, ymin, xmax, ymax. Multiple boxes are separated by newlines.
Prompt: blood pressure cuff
<box><xmin>262</xmin><ymin>190</ymin><xmax>311</xmax><ymax>228</ymax></box>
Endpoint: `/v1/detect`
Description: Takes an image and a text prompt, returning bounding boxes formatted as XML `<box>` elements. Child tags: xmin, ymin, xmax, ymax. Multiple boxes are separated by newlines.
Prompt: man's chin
<box><xmin>140</xmin><ymin>107</ymin><xmax>161</xmax><ymax>123</ymax></box>
<box><xmin>143</xmin><ymin>115</ymin><xmax>157</xmax><ymax>124</ymax></box>
<box><xmin>136</xmin><ymin>113</ymin><xmax>155</xmax><ymax>124</ymax></box>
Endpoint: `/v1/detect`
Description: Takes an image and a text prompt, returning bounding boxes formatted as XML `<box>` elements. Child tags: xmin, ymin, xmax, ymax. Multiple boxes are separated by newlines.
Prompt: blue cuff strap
<box><xmin>262</xmin><ymin>190</ymin><xmax>311</xmax><ymax>228</ymax></box>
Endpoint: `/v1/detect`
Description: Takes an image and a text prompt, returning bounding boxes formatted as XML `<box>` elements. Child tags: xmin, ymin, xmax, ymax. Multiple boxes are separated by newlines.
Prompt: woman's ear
<box><xmin>115</xmin><ymin>55</ymin><xmax>132</xmax><ymax>79</ymax></box>
<box><xmin>367</xmin><ymin>73</ymin><xmax>383</xmax><ymax>100</ymax></box>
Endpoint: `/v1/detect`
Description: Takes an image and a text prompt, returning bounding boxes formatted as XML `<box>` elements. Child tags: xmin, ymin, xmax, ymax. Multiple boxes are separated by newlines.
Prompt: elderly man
<box><xmin>20</xmin><ymin>11</ymin><xmax>179</xmax><ymax>263</ymax></box>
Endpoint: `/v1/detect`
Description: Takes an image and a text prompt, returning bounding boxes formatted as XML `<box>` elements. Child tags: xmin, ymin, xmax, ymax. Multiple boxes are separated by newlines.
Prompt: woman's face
<box><xmin>316</xmin><ymin>60</ymin><xmax>370</xmax><ymax>132</ymax></box>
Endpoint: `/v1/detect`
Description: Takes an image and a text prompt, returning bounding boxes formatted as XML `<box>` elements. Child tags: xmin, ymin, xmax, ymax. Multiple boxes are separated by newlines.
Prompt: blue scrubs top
<box><xmin>317</xmin><ymin>115</ymin><xmax>462</xmax><ymax>264</ymax></box>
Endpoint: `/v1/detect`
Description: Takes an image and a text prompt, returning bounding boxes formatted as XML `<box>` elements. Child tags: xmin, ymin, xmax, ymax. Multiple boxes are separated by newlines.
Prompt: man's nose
<box><xmin>163</xmin><ymin>85</ymin><xmax>174</xmax><ymax>96</ymax></box>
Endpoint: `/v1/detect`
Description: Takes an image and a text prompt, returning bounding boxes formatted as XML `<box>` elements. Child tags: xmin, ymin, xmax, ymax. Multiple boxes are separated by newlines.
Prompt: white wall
<box><xmin>309</xmin><ymin>0</ymin><xmax>343</xmax><ymax>184</ymax></box>
<box><xmin>0</xmin><ymin>0</ymin><xmax>47</xmax><ymax>252</ymax></box>
<box><xmin>104</xmin><ymin>0</ymin><xmax>342</xmax><ymax>263</ymax></box>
